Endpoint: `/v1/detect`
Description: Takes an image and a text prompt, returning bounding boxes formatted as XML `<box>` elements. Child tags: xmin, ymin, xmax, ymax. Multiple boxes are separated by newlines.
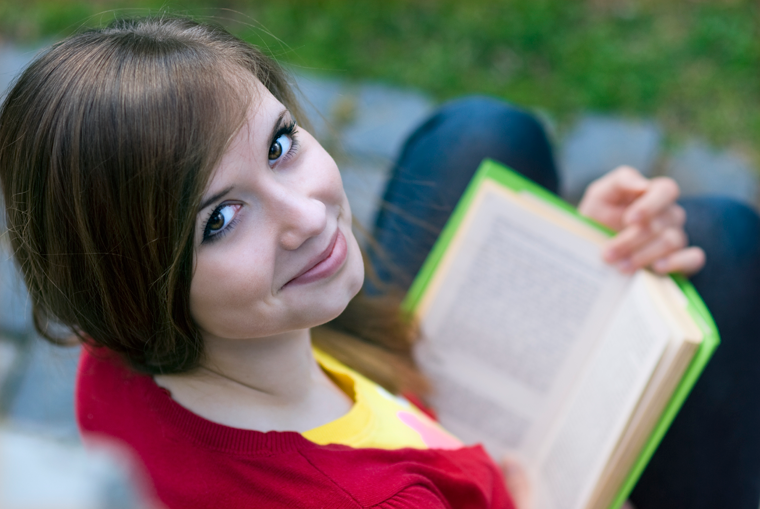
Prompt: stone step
<box><xmin>559</xmin><ymin>115</ymin><xmax>662</xmax><ymax>203</ymax></box>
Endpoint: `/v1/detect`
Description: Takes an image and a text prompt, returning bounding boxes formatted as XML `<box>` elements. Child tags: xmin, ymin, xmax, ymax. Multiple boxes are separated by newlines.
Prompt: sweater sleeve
<box><xmin>302</xmin><ymin>444</ymin><xmax>516</xmax><ymax>509</ymax></box>
<box><xmin>375</xmin><ymin>485</ymin><xmax>458</xmax><ymax>508</ymax></box>
<box><xmin>372</xmin><ymin>483</ymin><xmax>517</xmax><ymax>509</ymax></box>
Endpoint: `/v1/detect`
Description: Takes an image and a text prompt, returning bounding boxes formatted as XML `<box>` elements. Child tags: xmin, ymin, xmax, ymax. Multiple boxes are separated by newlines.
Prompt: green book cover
<box><xmin>403</xmin><ymin>158</ymin><xmax>719</xmax><ymax>509</ymax></box>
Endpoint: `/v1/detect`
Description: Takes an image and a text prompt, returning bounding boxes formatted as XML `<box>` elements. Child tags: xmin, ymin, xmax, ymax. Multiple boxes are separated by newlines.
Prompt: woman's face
<box><xmin>189</xmin><ymin>81</ymin><xmax>364</xmax><ymax>341</ymax></box>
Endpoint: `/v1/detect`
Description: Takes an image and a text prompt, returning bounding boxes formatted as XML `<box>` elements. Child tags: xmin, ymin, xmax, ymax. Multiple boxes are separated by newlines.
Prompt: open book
<box><xmin>403</xmin><ymin>159</ymin><xmax>719</xmax><ymax>509</ymax></box>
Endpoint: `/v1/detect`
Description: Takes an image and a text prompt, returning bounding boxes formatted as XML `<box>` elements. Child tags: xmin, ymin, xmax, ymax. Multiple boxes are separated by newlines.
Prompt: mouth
<box><xmin>283</xmin><ymin>228</ymin><xmax>348</xmax><ymax>288</ymax></box>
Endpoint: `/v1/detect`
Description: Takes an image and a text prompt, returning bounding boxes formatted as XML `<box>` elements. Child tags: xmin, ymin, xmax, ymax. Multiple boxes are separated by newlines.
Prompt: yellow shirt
<box><xmin>303</xmin><ymin>350</ymin><xmax>463</xmax><ymax>451</ymax></box>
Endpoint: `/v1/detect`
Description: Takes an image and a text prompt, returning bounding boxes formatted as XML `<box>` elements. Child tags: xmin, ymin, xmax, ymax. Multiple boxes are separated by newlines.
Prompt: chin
<box><xmin>306</xmin><ymin>295</ymin><xmax>357</xmax><ymax>330</ymax></box>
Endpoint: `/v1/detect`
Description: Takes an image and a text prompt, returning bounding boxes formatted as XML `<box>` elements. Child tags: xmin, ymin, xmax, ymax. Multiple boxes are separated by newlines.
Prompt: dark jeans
<box><xmin>370</xmin><ymin>96</ymin><xmax>760</xmax><ymax>509</ymax></box>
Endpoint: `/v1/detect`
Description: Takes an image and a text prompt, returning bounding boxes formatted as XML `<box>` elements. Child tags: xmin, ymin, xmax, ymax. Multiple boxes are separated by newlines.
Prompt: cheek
<box><xmin>345</xmin><ymin>234</ymin><xmax>365</xmax><ymax>296</ymax></box>
<box><xmin>189</xmin><ymin>245</ymin><xmax>274</xmax><ymax>337</ymax></box>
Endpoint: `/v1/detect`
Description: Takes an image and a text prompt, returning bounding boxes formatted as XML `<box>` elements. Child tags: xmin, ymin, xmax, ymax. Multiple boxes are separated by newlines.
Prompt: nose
<box><xmin>273</xmin><ymin>187</ymin><xmax>328</xmax><ymax>251</ymax></box>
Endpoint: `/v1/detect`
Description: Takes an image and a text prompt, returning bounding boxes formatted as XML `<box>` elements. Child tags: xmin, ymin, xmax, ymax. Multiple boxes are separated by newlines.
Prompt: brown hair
<box><xmin>0</xmin><ymin>16</ymin><xmax>426</xmax><ymax>395</ymax></box>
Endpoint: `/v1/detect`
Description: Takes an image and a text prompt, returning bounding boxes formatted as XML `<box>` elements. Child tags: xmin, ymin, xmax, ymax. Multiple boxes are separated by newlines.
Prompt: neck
<box><xmin>154</xmin><ymin>327</ymin><xmax>354</xmax><ymax>432</ymax></box>
<box><xmin>199</xmin><ymin>327</ymin><xmax>319</xmax><ymax>402</ymax></box>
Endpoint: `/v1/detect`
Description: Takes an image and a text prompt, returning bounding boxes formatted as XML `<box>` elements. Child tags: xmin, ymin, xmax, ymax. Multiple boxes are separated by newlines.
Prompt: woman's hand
<box><xmin>501</xmin><ymin>455</ymin><xmax>532</xmax><ymax>509</ymax></box>
<box><xmin>578</xmin><ymin>166</ymin><xmax>705</xmax><ymax>276</ymax></box>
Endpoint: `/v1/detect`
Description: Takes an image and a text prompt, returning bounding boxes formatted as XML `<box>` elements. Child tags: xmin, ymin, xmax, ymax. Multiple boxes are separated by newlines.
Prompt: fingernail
<box><xmin>653</xmin><ymin>258</ymin><xmax>668</xmax><ymax>272</ymax></box>
<box><xmin>615</xmin><ymin>259</ymin><xmax>633</xmax><ymax>273</ymax></box>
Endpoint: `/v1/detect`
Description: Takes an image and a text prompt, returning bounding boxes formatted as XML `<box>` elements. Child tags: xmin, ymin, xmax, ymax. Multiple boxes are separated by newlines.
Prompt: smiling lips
<box><xmin>284</xmin><ymin>229</ymin><xmax>347</xmax><ymax>287</ymax></box>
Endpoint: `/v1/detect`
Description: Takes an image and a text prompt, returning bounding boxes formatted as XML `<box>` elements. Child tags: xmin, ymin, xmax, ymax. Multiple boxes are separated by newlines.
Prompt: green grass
<box><xmin>2</xmin><ymin>0</ymin><xmax>758</xmax><ymax>162</ymax></box>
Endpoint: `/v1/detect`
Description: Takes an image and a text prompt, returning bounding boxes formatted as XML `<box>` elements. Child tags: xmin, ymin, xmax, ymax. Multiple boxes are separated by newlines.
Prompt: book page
<box><xmin>586</xmin><ymin>272</ymin><xmax>702</xmax><ymax>509</ymax></box>
<box><xmin>416</xmin><ymin>181</ymin><xmax>630</xmax><ymax>459</ymax></box>
<box><xmin>534</xmin><ymin>275</ymin><xmax>670</xmax><ymax>509</ymax></box>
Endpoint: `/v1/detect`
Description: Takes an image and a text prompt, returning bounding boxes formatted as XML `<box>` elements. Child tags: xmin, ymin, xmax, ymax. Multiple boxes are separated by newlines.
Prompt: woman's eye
<box><xmin>203</xmin><ymin>204</ymin><xmax>239</xmax><ymax>241</ymax></box>
<box><xmin>268</xmin><ymin>133</ymin><xmax>292</xmax><ymax>164</ymax></box>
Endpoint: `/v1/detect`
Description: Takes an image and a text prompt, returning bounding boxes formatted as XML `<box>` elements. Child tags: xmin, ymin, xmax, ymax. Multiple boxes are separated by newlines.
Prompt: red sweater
<box><xmin>76</xmin><ymin>349</ymin><xmax>515</xmax><ymax>509</ymax></box>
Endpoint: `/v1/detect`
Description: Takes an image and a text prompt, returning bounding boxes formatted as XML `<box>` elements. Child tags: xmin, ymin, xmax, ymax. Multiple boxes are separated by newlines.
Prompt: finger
<box><xmin>603</xmin><ymin>223</ymin><xmax>654</xmax><ymax>263</ymax></box>
<box><xmin>579</xmin><ymin>168</ymin><xmax>651</xmax><ymax>230</ymax></box>
<box><xmin>652</xmin><ymin>246</ymin><xmax>706</xmax><ymax>276</ymax></box>
<box><xmin>627</xmin><ymin>228</ymin><xmax>688</xmax><ymax>271</ymax></box>
<box><xmin>583</xmin><ymin>166</ymin><xmax>649</xmax><ymax>207</ymax></box>
<box><xmin>623</xmin><ymin>177</ymin><xmax>680</xmax><ymax>225</ymax></box>
<box><xmin>604</xmin><ymin>206</ymin><xmax>685</xmax><ymax>262</ymax></box>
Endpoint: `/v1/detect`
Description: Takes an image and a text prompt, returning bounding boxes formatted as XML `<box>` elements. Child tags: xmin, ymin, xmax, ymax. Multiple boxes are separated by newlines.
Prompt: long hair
<box><xmin>0</xmin><ymin>16</ymin><xmax>426</xmax><ymax>395</ymax></box>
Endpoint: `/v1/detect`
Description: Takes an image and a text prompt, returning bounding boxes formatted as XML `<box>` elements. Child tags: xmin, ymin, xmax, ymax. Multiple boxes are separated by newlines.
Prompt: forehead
<box><xmin>202</xmin><ymin>81</ymin><xmax>286</xmax><ymax>192</ymax></box>
<box><xmin>227</xmin><ymin>81</ymin><xmax>285</xmax><ymax>151</ymax></box>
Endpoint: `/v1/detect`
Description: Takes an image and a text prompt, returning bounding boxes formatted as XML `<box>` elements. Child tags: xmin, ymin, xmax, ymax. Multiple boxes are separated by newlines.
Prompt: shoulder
<box><xmin>76</xmin><ymin>346</ymin><xmax>158</xmax><ymax>421</ymax></box>
<box><xmin>76</xmin><ymin>347</ymin><xmax>150</xmax><ymax>435</ymax></box>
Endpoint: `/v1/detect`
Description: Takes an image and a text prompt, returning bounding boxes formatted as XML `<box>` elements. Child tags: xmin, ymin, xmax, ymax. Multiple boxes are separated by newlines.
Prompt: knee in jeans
<box><xmin>433</xmin><ymin>96</ymin><xmax>546</xmax><ymax>143</ymax></box>
<box><xmin>393</xmin><ymin>95</ymin><xmax>559</xmax><ymax>196</ymax></box>
<box><xmin>685</xmin><ymin>197</ymin><xmax>760</xmax><ymax>265</ymax></box>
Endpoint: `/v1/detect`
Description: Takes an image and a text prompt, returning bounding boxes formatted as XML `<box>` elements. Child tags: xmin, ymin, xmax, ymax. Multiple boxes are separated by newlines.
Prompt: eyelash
<box><xmin>270</xmin><ymin>120</ymin><xmax>299</xmax><ymax>166</ymax></box>
<box><xmin>202</xmin><ymin>204</ymin><xmax>241</xmax><ymax>244</ymax></box>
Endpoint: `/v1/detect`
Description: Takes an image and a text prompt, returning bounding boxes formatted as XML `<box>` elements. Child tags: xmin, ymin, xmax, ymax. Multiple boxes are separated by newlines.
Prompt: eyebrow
<box><xmin>199</xmin><ymin>186</ymin><xmax>234</xmax><ymax>212</ymax></box>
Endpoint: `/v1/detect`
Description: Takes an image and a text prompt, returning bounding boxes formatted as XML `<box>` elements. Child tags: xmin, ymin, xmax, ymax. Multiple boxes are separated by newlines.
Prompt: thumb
<box><xmin>501</xmin><ymin>455</ymin><xmax>532</xmax><ymax>509</ymax></box>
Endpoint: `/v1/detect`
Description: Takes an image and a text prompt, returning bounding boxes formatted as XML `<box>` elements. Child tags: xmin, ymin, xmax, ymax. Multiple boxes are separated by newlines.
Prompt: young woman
<box><xmin>1</xmin><ymin>16</ymin><xmax>759</xmax><ymax>509</ymax></box>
